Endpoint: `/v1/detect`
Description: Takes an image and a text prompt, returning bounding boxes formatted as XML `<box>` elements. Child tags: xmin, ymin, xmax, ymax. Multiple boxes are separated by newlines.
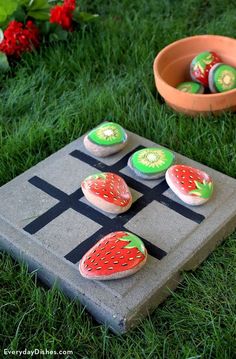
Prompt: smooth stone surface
<box><xmin>190</xmin><ymin>51</ymin><xmax>222</xmax><ymax>87</ymax></box>
<box><xmin>209</xmin><ymin>63</ymin><xmax>236</xmax><ymax>93</ymax></box>
<box><xmin>79</xmin><ymin>231</ymin><xmax>147</xmax><ymax>280</ymax></box>
<box><xmin>128</xmin><ymin>147</ymin><xmax>174</xmax><ymax>179</ymax></box>
<box><xmin>166</xmin><ymin>164</ymin><xmax>213</xmax><ymax>206</ymax></box>
<box><xmin>176</xmin><ymin>81</ymin><xmax>204</xmax><ymax>94</ymax></box>
<box><xmin>84</xmin><ymin>122</ymin><xmax>128</xmax><ymax>157</ymax></box>
<box><xmin>81</xmin><ymin>172</ymin><xmax>132</xmax><ymax>214</ymax></box>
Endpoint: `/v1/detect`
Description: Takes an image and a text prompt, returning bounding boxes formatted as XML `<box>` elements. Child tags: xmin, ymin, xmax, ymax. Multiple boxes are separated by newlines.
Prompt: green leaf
<box><xmin>0</xmin><ymin>0</ymin><xmax>22</xmax><ymax>25</ymax></box>
<box><xmin>28</xmin><ymin>9</ymin><xmax>50</xmax><ymax>20</ymax></box>
<box><xmin>189</xmin><ymin>180</ymin><xmax>213</xmax><ymax>199</ymax></box>
<box><xmin>11</xmin><ymin>6</ymin><xmax>26</xmax><ymax>22</ymax></box>
<box><xmin>28</xmin><ymin>0</ymin><xmax>50</xmax><ymax>11</ymax></box>
<box><xmin>38</xmin><ymin>20</ymin><xmax>52</xmax><ymax>36</ymax></box>
<box><xmin>48</xmin><ymin>27</ymin><xmax>68</xmax><ymax>42</ymax></box>
<box><xmin>27</xmin><ymin>0</ymin><xmax>50</xmax><ymax>20</ymax></box>
<box><xmin>73</xmin><ymin>9</ymin><xmax>99</xmax><ymax>23</ymax></box>
<box><xmin>20</xmin><ymin>0</ymin><xmax>33</xmax><ymax>5</ymax></box>
<box><xmin>0</xmin><ymin>1</ymin><xmax>18</xmax><ymax>16</ymax></box>
<box><xmin>85</xmin><ymin>173</ymin><xmax>106</xmax><ymax>181</ymax></box>
<box><xmin>0</xmin><ymin>8</ymin><xmax>7</xmax><ymax>23</ymax></box>
<box><xmin>0</xmin><ymin>51</ymin><xmax>10</xmax><ymax>72</ymax></box>
<box><xmin>123</xmin><ymin>233</ymin><xmax>146</xmax><ymax>255</ymax></box>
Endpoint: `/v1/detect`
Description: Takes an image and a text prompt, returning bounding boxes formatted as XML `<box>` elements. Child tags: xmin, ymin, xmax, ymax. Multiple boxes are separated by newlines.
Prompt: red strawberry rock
<box><xmin>190</xmin><ymin>51</ymin><xmax>222</xmax><ymax>87</ymax></box>
<box><xmin>166</xmin><ymin>165</ymin><xmax>213</xmax><ymax>206</ymax></box>
<box><xmin>81</xmin><ymin>172</ymin><xmax>132</xmax><ymax>214</ymax></box>
<box><xmin>79</xmin><ymin>231</ymin><xmax>147</xmax><ymax>280</ymax></box>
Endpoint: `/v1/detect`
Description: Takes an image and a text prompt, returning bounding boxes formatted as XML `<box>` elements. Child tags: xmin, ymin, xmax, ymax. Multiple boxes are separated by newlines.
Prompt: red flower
<box><xmin>0</xmin><ymin>20</ymin><xmax>39</xmax><ymax>58</ymax></box>
<box><xmin>50</xmin><ymin>0</ymin><xmax>76</xmax><ymax>31</ymax></box>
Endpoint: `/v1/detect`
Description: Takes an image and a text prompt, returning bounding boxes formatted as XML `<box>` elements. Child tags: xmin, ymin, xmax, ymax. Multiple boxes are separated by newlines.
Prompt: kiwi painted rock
<box><xmin>84</xmin><ymin>122</ymin><xmax>128</xmax><ymax>157</ymax></box>
<box><xmin>176</xmin><ymin>81</ymin><xmax>204</xmax><ymax>94</ymax></box>
<box><xmin>209</xmin><ymin>63</ymin><xmax>236</xmax><ymax>93</ymax></box>
<box><xmin>128</xmin><ymin>147</ymin><xmax>175</xmax><ymax>180</ymax></box>
<box><xmin>190</xmin><ymin>51</ymin><xmax>222</xmax><ymax>87</ymax></box>
<box><xmin>81</xmin><ymin>172</ymin><xmax>132</xmax><ymax>214</ymax></box>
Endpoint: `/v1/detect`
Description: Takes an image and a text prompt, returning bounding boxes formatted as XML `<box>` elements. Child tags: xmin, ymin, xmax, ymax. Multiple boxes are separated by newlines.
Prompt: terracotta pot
<box><xmin>153</xmin><ymin>35</ymin><xmax>236</xmax><ymax>116</ymax></box>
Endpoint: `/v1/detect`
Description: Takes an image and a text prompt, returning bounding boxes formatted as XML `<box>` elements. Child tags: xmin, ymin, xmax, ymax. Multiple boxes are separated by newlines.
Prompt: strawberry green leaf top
<box><xmin>122</xmin><ymin>233</ymin><xmax>146</xmax><ymax>254</ymax></box>
<box><xmin>189</xmin><ymin>180</ymin><xmax>213</xmax><ymax>199</ymax></box>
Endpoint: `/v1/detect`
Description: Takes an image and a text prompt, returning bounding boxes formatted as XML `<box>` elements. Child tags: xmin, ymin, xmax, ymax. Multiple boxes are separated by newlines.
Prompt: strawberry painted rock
<box><xmin>166</xmin><ymin>165</ymin><xmax>213</xmax><ymax>206</ymax></box>
<box><xmin>84</xmin><ymin>122</ymin><xmax>128</xmax><ymax>157</ymax></box>
<box><xmin>190</xmin><ymin>51</ymin><xmax>222</xmax><ymax>87</ymax></box>
<box><xmin>79</xmin><ymin>231</ymin><xmax>147</xmax><ymax>280</ymax></box>
<box><xmin>81</xmin><ymin>172</ymin><xmax>132</xmax><ymax>214</ymax></box>
<box><xmin>128</xmin><ymin>147</ymin><xmax>175</xmax><ymax>179</ymax></box>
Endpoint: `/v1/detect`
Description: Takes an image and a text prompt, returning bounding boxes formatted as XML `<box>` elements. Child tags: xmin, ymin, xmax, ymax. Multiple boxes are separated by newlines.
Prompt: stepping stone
<box><xmin>209</xmin><ymin>63</ymin><xmax>236</xmax><ymax>93</ymax></box>
<box><xmin>166</xmin><ymin>165</ymin><xmax>213</xmax><ymax>206</ymax></box>
<box><xmin>0</xmin><ymin>128</ymin><xmax>236</xmax><ymax>334</ymax></box>
<box><xmin>81</xmin><ymin>172</ymin><xmax>132</xmax><ymax>214</ymax></box>
<box><xmin>79</xmin><ymin>231</ymin><xmax>147</xmax><ymax>280</ymax></box>
<box><xmin>84</xmin><ymin>122</ymin><xmax>128</xmax><ymax>157</ymax></box>
<box><xmin>128</xmin><ymin>147</ymin><xmax>174</xmax><ymax>179</ymax></box>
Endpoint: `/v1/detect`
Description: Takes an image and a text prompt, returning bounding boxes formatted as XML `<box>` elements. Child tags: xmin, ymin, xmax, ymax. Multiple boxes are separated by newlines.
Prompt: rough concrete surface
<box><xmin>0</xmin><ymin>129</ymin><xmax>236</xmax><ymax>333</ymax></box>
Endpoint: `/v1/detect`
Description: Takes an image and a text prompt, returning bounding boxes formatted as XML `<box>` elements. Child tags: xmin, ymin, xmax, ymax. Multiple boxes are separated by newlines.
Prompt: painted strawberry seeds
<box><xmin>79</xmin><ymin>231</ymin><xmax>147</xmax><ymax>280</ymax></box>
<box><xmin>166</xmin><ymin>165</ymin><xmax>213</xmax><ymax>206</ymax></box>
<box><xmin>81</xmin><ymin>172</ymin><xmax>132</xmax><ymax>214</ymax></box>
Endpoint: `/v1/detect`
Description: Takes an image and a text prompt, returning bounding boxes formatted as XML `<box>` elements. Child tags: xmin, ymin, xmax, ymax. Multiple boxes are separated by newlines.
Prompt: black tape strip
<box><xmin>23</xmin><ymin>201</ymin><xmax>69</xmax><ymax>235</ymax></box>
<box><xmin>158</xmin><ymin>194</ymin><xmax>205</xmax><ymax>224</ymax></box>
<box><xmin>70</xmin><ymin>145</ymin><xmax>144</xmax><ymax>173</ymax></box>
<box><xmin>71</xmin><ymin>201</ymin><xmax>114</xmax><ymax>227</ymax></box>
<box><xmin>29</xmin><ymin>176</ymin><xmax>69</xmax><ymax>202</ymax></box>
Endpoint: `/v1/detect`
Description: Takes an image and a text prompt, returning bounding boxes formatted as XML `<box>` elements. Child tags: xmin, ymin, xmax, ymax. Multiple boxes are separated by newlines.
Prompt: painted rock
<box><xmin>190</xmin><ymin>51</ymin><xmax>222</xmax><ymax>87</ymax></box>
<box><xmin>209</xmin><ymin>63</ymin><xmax>236</xmax><ymax>93</ymax></box>
<box><xmin>81</xmin><ymin>172</ymin><xmax>132</xmax><ymax>214</ymax></box>
<box><xmin>84</xmin><ymin>122</ymin><xmax>128</xmax><ymax>157</ymax></box>
<box><xmin>166</xmin><ymin>164</ymin><xmax>213</xmax><ymax>206</ymax></box>
<box><xmin>176</xmin><ymin>81</ymin><xmax>204</xmax><ymax>94</ymax></box>
<box><xmin>79</xmin><ymin>231</ymin><xmax>147</xmax><ymax>280</ymax></box>
<box><xmin>128</xmin><ymin>147</ymin><xmax>175</xmax><ymax>179</ymax></box>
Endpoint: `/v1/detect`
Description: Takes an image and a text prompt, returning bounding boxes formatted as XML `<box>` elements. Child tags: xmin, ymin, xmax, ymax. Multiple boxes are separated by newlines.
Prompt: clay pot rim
<box><xmin>153</xmin><ymin>34</ymin><xmax>236</xmax><ymax>99</ymax></box>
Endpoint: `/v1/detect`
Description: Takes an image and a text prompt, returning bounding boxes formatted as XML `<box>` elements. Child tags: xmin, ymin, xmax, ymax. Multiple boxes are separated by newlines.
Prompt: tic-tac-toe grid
<box><xmin>0</xmin><ymin>129</ymin><xmax>236</xmax><ymax>333</ymax></box>
<box><xmin>23</xmin><ymin>145</ymin><xmax>205</xmax><ymax>264</ymax></box>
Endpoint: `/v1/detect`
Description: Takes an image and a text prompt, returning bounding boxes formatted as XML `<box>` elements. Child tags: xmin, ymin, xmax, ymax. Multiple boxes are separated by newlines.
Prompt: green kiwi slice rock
<box><xmin>88</xmin><ymin>122</ymin><xmax>127</xmax><ymax>146</ymax></box>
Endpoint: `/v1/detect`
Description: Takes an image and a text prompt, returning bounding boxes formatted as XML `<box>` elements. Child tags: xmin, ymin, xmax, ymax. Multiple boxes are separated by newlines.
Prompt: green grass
<box><xmin>0</xmin><ymin>0</ymin><xmax>236</xmax><ymax>357</ymax></box>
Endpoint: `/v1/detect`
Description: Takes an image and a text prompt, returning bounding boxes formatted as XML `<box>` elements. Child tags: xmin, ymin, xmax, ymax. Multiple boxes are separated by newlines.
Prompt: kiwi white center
<box><xmin>147</xmin><ymin>153</ymin><xmax>158</xmax><ymax>162</ymax></box>
<box><xmin>103</xmin><ymin>129</ymin><xmax>114</xmax><ymax>136</ymax></box>
<box><xmin>223</xmin><ymin>74</ymin><xmax>231</xmax><ymax>85</ymax></box>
